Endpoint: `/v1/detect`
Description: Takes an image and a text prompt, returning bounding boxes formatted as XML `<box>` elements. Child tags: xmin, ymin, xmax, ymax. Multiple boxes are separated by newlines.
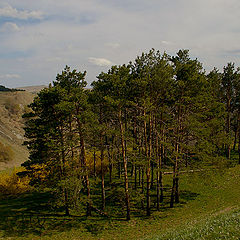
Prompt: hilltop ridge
<box><xmin>17</xmin><ymin>85</ymin><xmax>47</xmax><ymax>93</ymax></box>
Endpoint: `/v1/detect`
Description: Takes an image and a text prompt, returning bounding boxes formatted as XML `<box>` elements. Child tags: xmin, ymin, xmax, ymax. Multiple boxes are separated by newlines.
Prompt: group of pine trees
<box><xmin>22</xmin><ymin>49</ymin><xmax>240</xmax><ymax>220</ymax></box>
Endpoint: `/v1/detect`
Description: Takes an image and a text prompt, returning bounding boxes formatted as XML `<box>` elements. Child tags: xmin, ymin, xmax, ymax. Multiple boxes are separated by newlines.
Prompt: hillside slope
<box><xmin>0</xmin><ymin>91</ymin><xmax>34</xmax><ymax>170</ymax></box>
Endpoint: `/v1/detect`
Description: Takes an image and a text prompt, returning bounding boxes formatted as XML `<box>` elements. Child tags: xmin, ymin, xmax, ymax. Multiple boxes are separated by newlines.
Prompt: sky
<box><xmin>0</xmin><ymin>0</ymin><xmax>240</xmax><ymax>88</ymax></box>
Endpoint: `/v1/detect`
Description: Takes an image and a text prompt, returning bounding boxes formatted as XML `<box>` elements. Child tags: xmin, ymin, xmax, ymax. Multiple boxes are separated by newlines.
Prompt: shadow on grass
<box><xmin>0</xmin><ymin>192</ymin><xmax>80</xmax><ymax>238</ymax></box>
<box><xmin>0</xmin><ymin>192</ymin><xmax>52</xmax><ymax>215</ymax></box>
<box><xmin>180</xmin><ymin>190</ymin><xmax>199</xmax><ymax>202</ymax></box>
<box><xmin>0</xmin><ymin>191</ymin><xmax>114</xmax><ymax>238</ymax></box>
<box><xmin>0</xmin><ymin>187</ymin><xmax>200</xmax><ymax>238</ymax></box>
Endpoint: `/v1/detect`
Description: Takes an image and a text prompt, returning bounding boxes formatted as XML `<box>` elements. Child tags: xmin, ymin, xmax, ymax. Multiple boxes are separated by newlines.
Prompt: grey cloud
<box><xmin>0</xmin><ymin>73</ymin><xmax>20</xmax><ymax>79</ymax></box>
<box><xmin>0</xmin><ymin>22</ymin><xmax>20</xmax><ymax>32</ymax></box>
<box><xmin>0</xmin><ymin>4</ymin><xmax>44</xmax><ymax>20</ymax></box>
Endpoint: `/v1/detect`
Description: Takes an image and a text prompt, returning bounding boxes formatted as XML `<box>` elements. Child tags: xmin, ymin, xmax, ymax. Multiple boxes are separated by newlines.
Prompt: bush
<box><xmin>0</xmin><ymin>168</ymin><xmax>31</xmax><ymax>197</ymax></box>
<box><xmin>4</xmin><ymin>99</ymin><xmax>21</xmax><ymax>115</ymax></box>
<box><xmin>0</xmin><ymin>142</ymin><xmax>14</xmax><ymax>162</ymax></box>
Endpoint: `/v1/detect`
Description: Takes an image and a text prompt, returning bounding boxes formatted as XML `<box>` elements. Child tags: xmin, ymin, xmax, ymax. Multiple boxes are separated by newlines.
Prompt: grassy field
<box><xmin>150</xmin><ymin>208</ymin><xmax>240</xmax><ymax>240</ymax></box>
<box><xmin>0</xmin><ymin>165</ymin><xmax>239</xmax><ymax>240</ymax></box>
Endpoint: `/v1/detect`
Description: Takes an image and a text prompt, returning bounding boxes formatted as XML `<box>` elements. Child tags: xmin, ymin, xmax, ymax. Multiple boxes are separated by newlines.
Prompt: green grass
<box><xmin>150</xmin><ymin>208</ymin><xmax>240</xmax><ymax>239</ymax></box>
<box><xmin>0</xmin><ymin>165</ymin><xmax>239</xmax><ymax>240</ymax></box>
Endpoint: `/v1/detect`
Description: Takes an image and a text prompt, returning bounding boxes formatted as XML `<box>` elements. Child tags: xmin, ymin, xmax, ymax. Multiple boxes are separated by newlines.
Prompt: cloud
<box><xmin>88</xmin><ymin>57</ymin><xmax>113</xmax><ymax>66</ymax></box>
<box><xmin>0</xmin><ymin>4</ymin><xmax>43</xmax><ymax>20</ymax></box>
<box><xmin>46</xmin><ymin>57</ymin><xmax>64</xmax><ymax>62</ymax></box>
<box><xmin>161</xmin><ymin>40</ymin><xmax>172</xmax><ymax>45</ymax></box>
<box><xmin>0</xmin><ymin>22</ymin><xmax>20</xmax><ymax>32</ymax></box>
<box><xmin>105</xmin><ymin>43</ymin><xmax>120</xmax><ymax>49</ymax></box>
<box><xmin>0</xmin><ymin>74</ymin><xmax>21</xmax><ymax>79</ymax></box>
<box><xmin>1</xmin><ymin>0</ymin><xmax>240</xmax><ymax>88</ymax></box>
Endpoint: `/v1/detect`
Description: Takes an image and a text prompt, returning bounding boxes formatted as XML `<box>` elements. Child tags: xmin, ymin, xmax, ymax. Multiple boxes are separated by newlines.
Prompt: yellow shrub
<box><xmin>86</xmin><ymin>151</ymin><xmax>109</xmax><ymax>175</ymax></box>
<box><xmin>0</xmin><ymin>167</ymin><xmax>31</xmax><ymax>197</ymax></box>
<box><xmin>30</xmin><ymin>163</ymin><xmax>49</xmax><ymax>183</ymax></box>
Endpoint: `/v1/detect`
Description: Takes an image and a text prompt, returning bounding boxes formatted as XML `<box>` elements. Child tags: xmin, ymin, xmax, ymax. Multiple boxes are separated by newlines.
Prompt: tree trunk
<box><xmin>69</xmin><ymin>120</ymin><xmax>74</xmax><ymax>170</ymax></box>
<box><xmin>117</xmin><ymin>143</ymin><xmax>122</xmax><ymax>179</ymax></box>
<box><xmin>59</xmin><ymin>127</ymin><xmax>70</xmax><ymax>216</ymax></box>
<box><xmin>160</xmin><ymin>171</ymin><xmax>164</xmax><ymax>203</ymax></box>
<box><xmin>146</xmin><ymin>111</ymin><xmax>151</xmax><ymax>216</ymax></box>
<box><xmin>238</xmin><ymin>126</ymin><xmax>240</xmax><ymax>164</ymax></box>
<box><xmin>139</xmin><ymin>167</ymin><xmax>141</xmax><ymax>186</ymax></box>
<box><xmin>64</xmin><ymin>188</ymin><xmax>70</xmax><ymax>216</ymax></box>
<box><xmin>85</xmin><ymin>175</ymin><xmax>91</xmax><ymax>216</ymax></box>
<box><xmin>170</xmin><ymin>160</ymin><xmax>178</xmax><ymax>208</ymax></box>
<box><xmin>146</xmin><ymin>166</ymin><xmax>151</xmax><ymax>216</ymax></box>
<box><xmin>99</xmin><ymin>105</ymin><xmax>106</xmax><ymax>211</ymax></box>
<box><xmin>151</xmin><ymin>162</ymin><xmax>154</xmax><ymax>189</ymax></box>
<box><xmin>170</xmin><ymin>169</ymin><xmax>176</xmax><ymax>208</ymax></box>
<box><xmin>171</xmin><ymin>106</ymin><xmax>180</xmax><ymax>207</ymax></box>
<box><xmin>107</xmin><ymin>145</ymin><xmax>113</xmax><ymax>184</ymax></box>
<box><xmin>175</xmin><ymin>173</ymin><xmax>179</xmax><ymax>203</ymax></box>
<box><xmin>162</xmin><ymin>140</ymin><xmax>166</xmax><ymax>165</ymax></box>
<box><xmin>156</xmin><ymin>120</ymin><xmax>160</xmax><ymax>211</ymax></box>
<box><xmin>100</xmin><ymin>136</ymin><xmax>106</xmax><ymax>211</ymax></box>
<box><xmin>119</xmin><ymin>108</ymin><xmax>130</xmax><ymax>220</ymax></box>
<box><xmin>238</xmin><ymin>140</ymin><xmax>240</xmax><ymax>164</ymax></box>
<box><xmin>131</xmin><ymin>164</ymin><xmax>134</xmax><ymax>177</ymax></box>
<box><xmin>143</xmin><ymin>108</ymin><xmax>149</xmax><ymax>212</ymax></box>
<box><xmin>118</xmin><ymin>160</ymin><xmax>121</xmax><ymax>179</ymax></box>
<box><xmin>174</xmin><ymin>111</ymin><xmax>180</xmax><ymax>204</ymax></box>
<box><xmin>156</xmin><ymin>171</ymin><xmax>160</xmax><ymax>211</ymax></box>
<box><xmin>77</xmin><ymin>120</ymin><xmax>91</xmax><ymax>216</ymax></box>
<box><xmin>93</xmin><ymin>150</ymin><xmax>96</xmax><ymax>178</ymax></box>
<box><xmin>226</xmin><ymin>98</ymin><xmax>231</xmax><ymax>159</ymax></box>
<box><xmin>134</xmin><ymin>164</ymin><xmax>137</xmax><ymax>189</ymax></box>
<box><xmin>156</xmin><ymin>133</ymin><xmax>163</xmax><ymax>209</ymax></box>
<box><xmin>233</xmin><ymin>125</ymin><xmax>238</xmax><ymax>151</ymax></box>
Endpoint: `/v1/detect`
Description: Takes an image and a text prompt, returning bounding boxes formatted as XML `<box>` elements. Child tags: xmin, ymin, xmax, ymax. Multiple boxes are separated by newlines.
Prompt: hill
<box><xmin>0</xmin><ymin>90</ymin><xmax>35</xmax><ymax>170</ymax></box>
<box><xmin>0</xmin><ymin>85</ymin><xmax>25</xmax><ymax>92</ymax></box>
<box><xmin>17</xmin><ymin>85</ymin><xmax>47</xmax><ymax>94</ymax></box>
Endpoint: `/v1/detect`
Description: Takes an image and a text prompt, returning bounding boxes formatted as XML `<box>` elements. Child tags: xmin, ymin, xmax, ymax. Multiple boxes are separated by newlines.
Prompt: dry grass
<box><xmin>17</xmin><ymin>85</ymin><xmax>47</xmax><ymax>94</ymax></box>
<box><xmin>0</xmin><ymin>91</ymin><xmax>34</xmax><ymax>170</ymax></box>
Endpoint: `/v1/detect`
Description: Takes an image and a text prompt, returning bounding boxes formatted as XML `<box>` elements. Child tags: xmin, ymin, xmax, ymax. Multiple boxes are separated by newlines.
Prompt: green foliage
<box><xmin>54</xmin><ymin>175</ymin><xmax>83</xmax><ymax>211</ymax></box>
<box><xmin>0</xmin><ymin>85</ymin><xmax>24</xmax><ymax>92</ymax></box>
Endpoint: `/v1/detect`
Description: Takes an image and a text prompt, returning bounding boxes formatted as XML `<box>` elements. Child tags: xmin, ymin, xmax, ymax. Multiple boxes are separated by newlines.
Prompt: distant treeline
<box><xmin>0</xmin><ymin>85</ymin><xmax>25</xmax><ymax>92</ymax></box>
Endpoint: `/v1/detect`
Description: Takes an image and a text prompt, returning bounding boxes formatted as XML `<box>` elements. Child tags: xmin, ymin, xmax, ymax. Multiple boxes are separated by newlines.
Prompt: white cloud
<box><xmin>161</xmin><ymin>40</ymin><xmax>172</xmax><ymax>45</ymax></box>
<box><xmin>0</xmin><ymin>74</ymin><xmax>21</xmax><ymax>79</ymax></box>
<box><xmin>0</xmin><ymin>22</ymin><xmax>20</xmax><ymax>32</ymax></box>
<box><xmin>105</xmin><ymin>43</ymin><xmax>120</xmax><ymax>49</ymax></box>
<box><xmin>0</xmin><ymin>4</ymin><xmax>43</xmax><ymax>20</ymax></box>
<box><xmin>88</xmin><ymin>57</ymin><xmax>113</xmax><ymax>66</ymax></box>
